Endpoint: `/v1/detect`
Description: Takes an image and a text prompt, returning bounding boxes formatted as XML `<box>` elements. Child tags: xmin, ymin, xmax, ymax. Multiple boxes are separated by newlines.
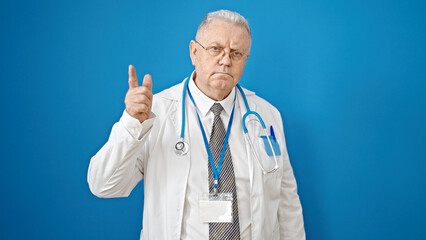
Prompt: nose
<box><xmin>218</xmin><ymin>50</ymin><xmax>232</xmax><ymax>66</ymax></box>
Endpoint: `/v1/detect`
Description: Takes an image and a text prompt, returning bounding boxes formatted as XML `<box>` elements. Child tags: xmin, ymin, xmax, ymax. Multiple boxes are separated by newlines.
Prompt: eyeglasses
<box><xmin>195</xmin><ymin>40</ymin><xmax>250</xmax><ymax>62</ymax></box>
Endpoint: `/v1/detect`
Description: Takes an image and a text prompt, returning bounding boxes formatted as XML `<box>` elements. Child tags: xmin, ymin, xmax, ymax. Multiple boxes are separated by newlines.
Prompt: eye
<box><xmin>210</xmin><ymin>47</ymin><xmax>221</xmax><ymax>52</ymax></box>
<box><xmin>232</xmin><ymin>51</ymin><xmax>242</xmax><ymax>56</ymax></box>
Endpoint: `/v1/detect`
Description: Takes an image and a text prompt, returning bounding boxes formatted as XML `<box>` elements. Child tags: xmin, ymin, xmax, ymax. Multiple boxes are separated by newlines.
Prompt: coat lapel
<box><xmin>237</xmin><ymin>86</ymin><xmax>257</xmax><ymax>190</ymax></box>
<box><xmin>237</xmin><ymin>86</ymin><xmax>263</xmax><ymax>239</ymax></box>
<box><xmin>157</xmin><ymin>78</ymin><xmax>190</xmax><ymax>239</ymax></box>
<box><xmin>163</xmin><ymin>78</ymin><xmax>187</xmax><ymax>136</ymax></box>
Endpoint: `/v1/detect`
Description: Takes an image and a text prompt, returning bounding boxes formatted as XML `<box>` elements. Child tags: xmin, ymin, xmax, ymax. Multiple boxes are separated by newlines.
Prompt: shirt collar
<box><xmin>188</xmin><ymin>71</ymin><xmax>236</xmax><ymax>117</ymax></box>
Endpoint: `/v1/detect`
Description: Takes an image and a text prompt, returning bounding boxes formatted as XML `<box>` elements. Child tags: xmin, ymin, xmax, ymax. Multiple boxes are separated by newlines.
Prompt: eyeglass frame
<box><xmin>194</xmin><ymin>40</ymin><xmax>250</xmax><ymax>62</ymax></box>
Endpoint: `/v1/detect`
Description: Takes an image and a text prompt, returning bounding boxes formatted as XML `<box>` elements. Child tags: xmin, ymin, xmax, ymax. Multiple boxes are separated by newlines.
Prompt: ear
<box><xmin>189</xmin><ymin>40</ymin><xmax>197</xmax><ymax>66</ymax></box>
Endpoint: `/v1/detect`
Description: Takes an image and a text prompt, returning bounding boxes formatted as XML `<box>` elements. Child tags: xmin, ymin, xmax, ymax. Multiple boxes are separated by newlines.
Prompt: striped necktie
<box><xmin>208</xmin><ymin>103</ymin><xmax>240</xmax><ymax>240</ymax></box>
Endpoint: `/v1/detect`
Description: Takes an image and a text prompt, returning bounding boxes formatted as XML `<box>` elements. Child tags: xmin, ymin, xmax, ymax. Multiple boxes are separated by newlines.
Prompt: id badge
<box><xmin>199</xmin><ymin>193</ymin><xmax>233</xmax><ymax>223</ymax></box>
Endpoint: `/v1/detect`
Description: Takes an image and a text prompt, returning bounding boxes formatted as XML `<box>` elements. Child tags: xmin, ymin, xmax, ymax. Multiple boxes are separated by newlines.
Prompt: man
<box><xmin>88</xmin><ymin>10</ymin><xmax>305</xmax><ymax>240</ymax></box>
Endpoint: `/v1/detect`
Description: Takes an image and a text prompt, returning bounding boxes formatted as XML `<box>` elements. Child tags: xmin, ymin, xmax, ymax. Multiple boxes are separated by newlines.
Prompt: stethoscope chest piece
<box><xmin>174</xmin><ymin>139</ymin><xmax>189</xmax><ymax>156</ymax></box>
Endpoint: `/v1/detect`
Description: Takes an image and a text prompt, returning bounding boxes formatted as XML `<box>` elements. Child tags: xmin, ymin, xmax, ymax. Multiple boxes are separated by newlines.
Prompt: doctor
<box><xmin>88</xmin><ymin>9</ymin><xmax>305</xmax><ymax>240</ymax></box>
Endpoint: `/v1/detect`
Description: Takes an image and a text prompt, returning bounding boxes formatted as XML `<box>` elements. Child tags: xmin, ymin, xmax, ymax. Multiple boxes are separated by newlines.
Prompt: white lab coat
<box><xmin>87</xmin><ymin>79</ymin><xmax>305</xmax><ymax>240</ymax></box>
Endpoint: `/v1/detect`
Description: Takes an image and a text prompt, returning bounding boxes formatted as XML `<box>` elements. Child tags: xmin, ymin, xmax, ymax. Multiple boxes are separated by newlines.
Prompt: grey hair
<box><xmin>195</xmin><ymin>10</ymin><xmax>251</xmax><ymax>40</ymax></box>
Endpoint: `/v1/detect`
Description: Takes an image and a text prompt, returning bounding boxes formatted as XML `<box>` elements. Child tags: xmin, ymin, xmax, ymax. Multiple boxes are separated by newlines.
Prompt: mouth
<box><xmin>213</xmin><ymin>72</ymin><xmax>232</xmax><ymax>77</ymax></box>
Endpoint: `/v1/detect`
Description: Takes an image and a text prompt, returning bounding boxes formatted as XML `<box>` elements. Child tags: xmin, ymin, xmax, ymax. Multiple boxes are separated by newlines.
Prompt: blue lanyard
<box><xmin>187</xmin><ymin>85</ymin><xmax>236</xmax><ymax>192</ymax></box>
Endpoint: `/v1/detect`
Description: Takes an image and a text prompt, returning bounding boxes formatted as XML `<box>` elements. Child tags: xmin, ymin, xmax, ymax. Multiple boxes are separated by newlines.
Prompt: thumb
<box><xmin>128</xmin><ymin>65</ymin><xmax>139</xmax><ymax>89</ymax></box>
<box><xmin>142</xmin><ymin>74</ymin><xmax>152</xmax><ymax>91</ymax></box>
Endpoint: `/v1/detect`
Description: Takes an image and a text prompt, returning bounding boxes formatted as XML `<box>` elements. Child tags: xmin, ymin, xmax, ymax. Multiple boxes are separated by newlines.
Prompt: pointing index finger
<box><xmin>128</xmin><ymin>65</ymin><xmax>139</xmax><ymax>89</ymax></box>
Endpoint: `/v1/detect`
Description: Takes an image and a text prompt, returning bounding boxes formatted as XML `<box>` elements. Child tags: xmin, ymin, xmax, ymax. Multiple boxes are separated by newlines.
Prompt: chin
<box><xmin>210</xmin><ymin>78</ymin><xmax>233</xmax><ymax>89</ymax></box>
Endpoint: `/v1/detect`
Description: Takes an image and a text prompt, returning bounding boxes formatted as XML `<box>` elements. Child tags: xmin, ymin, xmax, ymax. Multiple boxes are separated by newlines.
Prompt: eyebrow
<box><xmin>208</xmin><ymin>41</ymin><xmax>223</xmax><ymax>47</ymax></box>
<box><xmin>207</xmin><ymin>41</ymin><xmax>245</xmax><ymax>51</ymax></box>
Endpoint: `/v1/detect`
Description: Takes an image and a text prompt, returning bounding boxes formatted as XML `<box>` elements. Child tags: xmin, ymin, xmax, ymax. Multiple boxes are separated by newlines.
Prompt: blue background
<box><xmin>1</xmin><ymin>0</ymin><xmax>425</xmax><ymax>239</ymax></box>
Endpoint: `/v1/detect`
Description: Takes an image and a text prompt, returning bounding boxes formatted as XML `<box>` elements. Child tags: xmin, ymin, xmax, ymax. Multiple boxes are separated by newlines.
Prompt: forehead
<box><xmin>199</xmin><ymin>19</ymin><xmax>251</xmax><ymax>49</ymax></box>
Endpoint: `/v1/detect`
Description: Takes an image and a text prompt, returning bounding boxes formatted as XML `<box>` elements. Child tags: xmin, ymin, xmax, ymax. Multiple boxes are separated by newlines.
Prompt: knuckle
<box><xmin>138</xmin><ymin>88</ymin><xmax>146</xmax><ymax>95</ymax></box>
<box><xmin>140</xmin><ymin>95</ymin><xmax>149</xmax><ymax>102</ymax></box>
<box><xmin>140</xmin><ymin>86</ymin><xmax>151</xmax><ymax>95</ymax></box>
<box><xmin>140</xmin><ymin>104</ymin><xmax>146</xmax><ymax>112</ymax></box>
<box><xmin>147</xmin><ymin>92</ymin><xmax>153</xmax><ymax>99</ymax></box>
<box><xmin>134</xmin><ymin>105</ymin><xmax>143</xmax><ymax>112</ymax></box>
<box><xmin>142</xmin><ymin>104</ymin><xmax>149</xmax><ymax>112</ymax></box>
<box><xmin>134</xmin><ymin>95</ymin><xmax>143</xmax><ymax>103</ymax></box>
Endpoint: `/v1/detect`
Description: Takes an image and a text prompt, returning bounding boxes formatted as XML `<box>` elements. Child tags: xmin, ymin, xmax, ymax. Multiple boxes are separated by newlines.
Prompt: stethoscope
<box><xmin>174</xmin><ymin>77</ymin><xmax>279</xmax><ymax>174</ymax></box>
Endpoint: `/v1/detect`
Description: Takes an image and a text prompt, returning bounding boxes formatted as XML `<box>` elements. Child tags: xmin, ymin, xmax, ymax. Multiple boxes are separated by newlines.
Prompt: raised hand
<box><xmin>125</xmin><ymin>65</ymin><xmax>153</xmax><ymax>123</ymax></box>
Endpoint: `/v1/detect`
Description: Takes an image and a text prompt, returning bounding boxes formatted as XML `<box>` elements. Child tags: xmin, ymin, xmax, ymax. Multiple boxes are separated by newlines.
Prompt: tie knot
<box><xmin>210</xmin><ymin>103</ymin><xmax>223</xmax><ymax>116</ymax></box>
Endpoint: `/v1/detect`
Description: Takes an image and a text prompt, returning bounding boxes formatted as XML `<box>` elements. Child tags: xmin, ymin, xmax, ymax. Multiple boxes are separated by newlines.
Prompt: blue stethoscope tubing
<box><xmin>174</xmin><ymin>77</ymin><xmax>279</xmax><ymax>174</ymax></box>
